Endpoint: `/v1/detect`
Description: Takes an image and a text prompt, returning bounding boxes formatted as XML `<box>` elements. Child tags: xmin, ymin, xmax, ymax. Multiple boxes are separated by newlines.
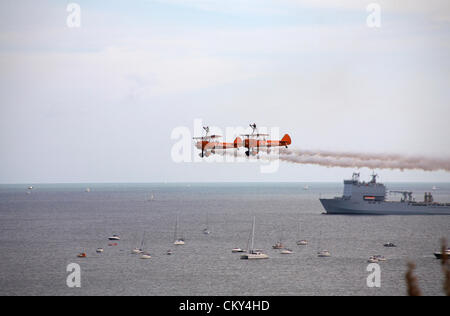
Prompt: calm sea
<box><xmin>0</xmin><ymin>182</ymin><xmax>449</xmax><ymax>296</ymax></box>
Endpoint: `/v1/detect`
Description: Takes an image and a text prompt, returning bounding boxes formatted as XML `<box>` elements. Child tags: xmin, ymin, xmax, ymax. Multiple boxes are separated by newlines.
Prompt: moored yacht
<box><xmin>174</xmin><ymin>239</ymin><xmax>185</xmax><ymax>246</ymax></box>
<box><xmin>132</xmin><ymin>232</ymin><xmax>146</xmax><ymax>254</ymax></box>
<box><xmin>317</xmin><ymin>250</ymin><xmax>331</xmax><ymax>258</ymax></box>
<box><xmin>173</xmin><ymin>216</ymin><xmax>185</xmax><ymax>246</ymax></box>
<box><xmin>140</xmin><ymin>253</ymin><xmax>152</xmax><ymax>259</ymax></box>
<box><xmin>108</xmin><ymin>235</ymin><xmax>120</xmax><ymax>241</ymax></box>
<box><xmin>434</xmin><ymin>248</ymin><xmax>450</xmax><ymax>259</ymax></box>
<box><xmin>240</xmin><ymin>217</ymin><xmax>269</xmax><ymax>260</ymax></box>
<box><xmin>272</xmin><ymin>242</ymin><xmax>284</xmax><ymax>250</ymax></box>
<box><xmin>241</xmin><ymin>250</ymin><xmax>269</xmax><ymax>260</ymax></box>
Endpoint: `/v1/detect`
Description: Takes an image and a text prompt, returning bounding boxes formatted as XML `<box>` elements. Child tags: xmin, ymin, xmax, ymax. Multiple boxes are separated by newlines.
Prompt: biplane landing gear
<box><xmin>200</xmin><ymin>151</ymin><xmax>211</xmax><ymax>158</ymax></box>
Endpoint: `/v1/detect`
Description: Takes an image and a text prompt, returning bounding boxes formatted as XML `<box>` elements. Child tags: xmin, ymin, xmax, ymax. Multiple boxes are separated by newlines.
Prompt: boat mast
<box><xmin>140</xmin><ymin>232</ymin><xmax>146</xmax><ymax>250</ymax></box>
<box><xmin>174</xmin><ymin>216</ymin><xmax>178</xmax><ymax>241</ymax></box>
<box><xmin>250</xmin><ymin>216</ymin><xmax>256</xmax><ymax>252</ymax></box>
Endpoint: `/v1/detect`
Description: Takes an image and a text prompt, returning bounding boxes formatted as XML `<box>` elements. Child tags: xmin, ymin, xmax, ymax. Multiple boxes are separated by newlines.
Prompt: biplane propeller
<box><xmin>193</xmin><ymin>126</ymin><xmax>242</xmax><ymax>158</ymax></box>
<box><xmin>241</xmin><ymin>123</ymin><xmax>292</xmax><ymax>157</ymax></box>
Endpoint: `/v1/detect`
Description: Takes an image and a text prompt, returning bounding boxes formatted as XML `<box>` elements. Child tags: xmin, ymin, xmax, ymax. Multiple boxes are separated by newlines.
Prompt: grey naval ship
<box><xmin>320</xmin><ymin>173</ymin><xmax>450</xmax><ymax>215</ymax></box>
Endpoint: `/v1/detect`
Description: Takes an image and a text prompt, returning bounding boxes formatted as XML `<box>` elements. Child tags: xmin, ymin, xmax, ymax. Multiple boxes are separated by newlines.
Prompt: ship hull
<box><xmin>320</xmin><ymin>199</ymin><xmax>450</xmax><ymax>215</ymax></box>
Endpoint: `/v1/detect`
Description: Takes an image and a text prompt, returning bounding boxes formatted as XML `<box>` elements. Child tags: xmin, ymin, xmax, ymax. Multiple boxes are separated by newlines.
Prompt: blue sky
<box><xmin>0</xmin><ymin>0</ymin><xmax>450</xmax><ymax>183</ymax></box>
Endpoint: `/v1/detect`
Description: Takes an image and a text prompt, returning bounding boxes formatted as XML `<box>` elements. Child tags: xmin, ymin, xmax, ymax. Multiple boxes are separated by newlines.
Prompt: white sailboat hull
<box><xmin>241</xmin><ymin>253</ymin><xmax>269</xmax><ymax>260</ymax></box>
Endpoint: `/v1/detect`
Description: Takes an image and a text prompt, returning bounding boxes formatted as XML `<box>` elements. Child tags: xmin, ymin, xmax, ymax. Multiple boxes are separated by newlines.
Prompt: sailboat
<box><xmin>203</xmin><ymin>213</ymin><xmax>211</xmax><ymax>235</ymax></box>
<box><xmin>240</xmin><ymin>217</ymin><xmax>269</xmax><ymax>260</ymax></box>
<box><xmin>173</xmin><ymin>216</ymin><xmax>185</xmax><ymax>245</ymax></box>
<box><xmin>148</xmin><ymin>192</ymin><xmax>155</xmax><ymax>202</ymax></box>
<box><xmin>132</xmin><ymin>232</ymin><xmax>145</xmax><ymax>254</ymax></box>
<box><xmin>272</xmin><ymin>228</ymin><xmax>285</xmax><ymax>249</ymax></box>
<box><xmin>317</xmin><ymin>230</ymin><xmax>331</xmax><ymax>258</ymax></box>
<box><xmin>296</xmin><ymin>221</ymin><xmax>308</xmax><ymax>246</ymax></box>
<box><xmin>139</xmin><ymin>233</ymin><xmax>151</xmax><ymax>259</ymax></box>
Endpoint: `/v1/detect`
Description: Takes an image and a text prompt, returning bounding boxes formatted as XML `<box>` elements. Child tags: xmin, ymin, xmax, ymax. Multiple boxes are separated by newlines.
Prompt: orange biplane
<box><xmin>193</xmin><ymin>127</ymin><xmax>243</xmax><ymax>158</ymax></box>
<box><xmin>241</xmin><ymin>123</ymin><xmax>292</xmax><ymax>156</ymax></box>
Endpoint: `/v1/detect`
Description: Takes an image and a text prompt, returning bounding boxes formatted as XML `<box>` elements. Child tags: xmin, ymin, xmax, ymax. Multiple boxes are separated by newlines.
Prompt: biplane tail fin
<box><xmin>281</xmin><ymin>134</ymin><xmax>291</xmax><ymax>146</ymax></box>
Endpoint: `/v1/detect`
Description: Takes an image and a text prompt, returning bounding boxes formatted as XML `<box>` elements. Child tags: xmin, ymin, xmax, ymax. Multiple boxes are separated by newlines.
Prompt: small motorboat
<box><xmin>167</xmin><ymin>250</ymin><xmax>173</xmax><ymax>255</ymax></box>
<box><xmin>281</xmin><ymin>249</ymin><xmax>293</xmax><ymax>255</ymax></box>
<box><xmin>132</xmin><ymin>248</ymin><xmax>143</xmax><ymax>254</ymax></box>
<box><xmin>297</xmin><ymin>240</ymin><xmax>308</xmax><ymax>246</ymax></box>
<box><xmin>317</xmin><ymin>250</ymin><xmax>331</xmax><ymax>258</ymax></box>
<box><xmin>368</xmin><ymin>256</ymin><xmax>379</xmax><ymax>263</ymax></box>
<box><xmin>174</xmin><ymin>239</ymin><xmax>185</xmax><ymax>246</ymax></box>
<box><xmin>374</xmin><ymin>255</ymin><xmax>387</xmax><ymax>262</ymax></box>
<box><xmin>203</xmin><ymin>228</ymin><xmax>211</xmax><ymax>235</ymax></box>
<box><xmin>384</xmin><ymin>242</ymin><xmax>396</xmax><ymax>248</ymax></box>
<box><xmin>109</xmin><ymin>235</ymin><xmax>120</xmax><ymax>241</ymax></box>
<box><xmin>232</xmin><ymin>248</ymin><xmax>245</xmax><ymax>253</ymax></box>
<box><xmin>434</xmin><ymin>248</ymin><xmax>450</xmax><ymax>259</ymax></box>
<box><xmin>77</xmin><ymin>253</ymin><xmax>87</xmax><ymax>258</ymax></box>
<box><xmin>96</xmin><ymin>248</ymin><xmax>104</xmax><ymax>253</ymax></box>
<box><xmin>108</xmin><ymin>243</ymin><xmax>118</xmax><ymax>247</ymax></box>
<box><xmin>140</xmin><ymin>253</ymin><xmax>152</xmax><ymax>259</ymax></box>
<box><xmin>272</xmin><ymin>242</ymin><xmax>284</xmax><ymax>250</ymax></box>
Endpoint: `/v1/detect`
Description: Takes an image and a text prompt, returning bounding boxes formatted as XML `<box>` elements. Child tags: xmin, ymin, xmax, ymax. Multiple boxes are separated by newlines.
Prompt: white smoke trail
<box><xmin>277</xmin><ymin>149</ymin><xmax>450</xmax><ymax>172</ymax></box>
<box><xmin>217</xmin><ymin>148</ymin><xmax>450</xmax><ymax>172</ymax></box>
